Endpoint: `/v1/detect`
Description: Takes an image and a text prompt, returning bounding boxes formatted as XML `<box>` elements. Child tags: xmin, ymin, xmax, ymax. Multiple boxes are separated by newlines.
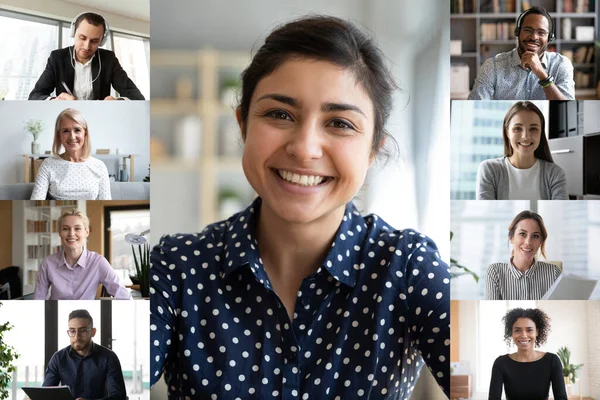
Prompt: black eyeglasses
<box><xmin>67</xmin><ymin>327</ymin><xmax>91</xmax><ymax>337</ymax></box>
<box><xmin>521</xmin><ymin>27</ymin><xmax>549</xmax><ymax>38</ymax></box>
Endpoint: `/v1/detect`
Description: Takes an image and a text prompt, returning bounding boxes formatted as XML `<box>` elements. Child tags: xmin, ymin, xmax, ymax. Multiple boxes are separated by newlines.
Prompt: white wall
<box><xmin>0</xmin><ymin>0</ymin><xmax>149</xmax><ymax>36</ymax></box>
<box><xmin>457</xmin><ymin>300</ymin><xmax>593</xmax><ymax>399</ymax></box>
<box><xmin>0</xmin><ymin>101</ymin><xmax>150</xmax><ymax>182</ymax></box>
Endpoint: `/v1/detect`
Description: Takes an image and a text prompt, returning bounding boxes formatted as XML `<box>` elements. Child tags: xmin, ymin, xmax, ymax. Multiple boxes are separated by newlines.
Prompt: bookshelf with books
<box><xmin>12</xmin><ymin>200</ymin><xmax>84</xmax><ymax>296</ymax></box>
<box><xmin>451</xmin><ymin>0</ymin><xmax>599</xmax><ymax>98</ymax></box>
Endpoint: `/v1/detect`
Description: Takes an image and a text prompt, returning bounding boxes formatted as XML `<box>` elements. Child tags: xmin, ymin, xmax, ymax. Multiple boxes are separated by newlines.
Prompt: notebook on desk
<box><xmin>541</xmin><ymin>273</ymin><xmax>598</xmax><ymax>300</ymax></box>
<box><xmin>22</xmin><ymin>386</ymin><xmax>74</xmax><ymax>400</ymax></box>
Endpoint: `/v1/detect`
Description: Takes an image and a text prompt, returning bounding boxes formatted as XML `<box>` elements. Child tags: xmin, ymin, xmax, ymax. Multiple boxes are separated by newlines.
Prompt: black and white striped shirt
<box><xmin>485</xmin><ymin>260</ymin><xmax>561</xmax><ymax>300</ymax></box>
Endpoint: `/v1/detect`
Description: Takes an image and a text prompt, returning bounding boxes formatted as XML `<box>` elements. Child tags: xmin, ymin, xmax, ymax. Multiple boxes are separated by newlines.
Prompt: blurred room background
<box><xmin>148</xmin><ymin>0</ymin><xmax>450</xmax><ymax>398</ymax></box>
<box><xmin>451</xmin><ymin>200</ymin><xmax>600</xmax><ymax>299</ymax></box>
<box><xmin>451</xmin><ymin>100</ymin><xmax>600</xmax><ymax>200</ymax></box>
<box><xmin>0</xmin><ymin>0</ymin><xmax>150</xmax><ymax>100</ymax></box>
<box><xmin>0</xmin><ymin>101</ymin><xmax>150</xmax><ymax>186</ymax></box>
<box><xmin>0</xmin><ymin>200</ymin><xmax>149</xmax><ymax>298</ymax></box>
<box><xmin>451</xmin><ymin>300</ymin><xmax>600</xmax><ymax>400</ymax></box>
<box><xmin>0</xmin><ymin>300</ymin><xmax>150</xmax><ymax>400</ymax></box>
<box><xmin>450</xmin><ymin>0</ymin><xmax>600</xmax><ymax>99</ymax></box>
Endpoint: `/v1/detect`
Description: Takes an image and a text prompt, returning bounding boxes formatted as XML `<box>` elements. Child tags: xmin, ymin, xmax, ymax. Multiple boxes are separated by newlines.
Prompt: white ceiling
<box><xmin>62</xmin><ymin>0</ymin><xmax>149</xmax><ymax>21</ymax></box>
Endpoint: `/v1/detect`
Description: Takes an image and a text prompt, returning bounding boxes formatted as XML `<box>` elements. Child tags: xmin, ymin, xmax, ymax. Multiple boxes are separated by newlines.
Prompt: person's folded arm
<box><xmin>549</xmin><ymin>165</ymin><xmax>568</xmax><ymax>200</ymax></box>
<box><xmin>97</xmin><ymin>163</ymin><xmax>112</xmax><ymax>200</ymax></box>
<box><xmin>99</xmin><ymin>257</ymin><xmax>131</xmax><ymax>300</ymax></box>
<box><xmin>42</xmin><ymin>353</ymin><xmax>61</xmax><ymax>386</ymax></box>
<box><xmin>30</xmin><ymin>160</ymin><xmax>51</xmax><ymax>200</ymax></box>
<box><xmin>552</xmin><ymin>57</ymin><xmax>575</xmax><ymax>100</ymax></box>
<box><xmin>485</xmin><ymin>265</ymin><xmax>502</xmax><ymax>300</ymax></box>
<box><xmin>28</xmin><ymin>54</ymin><xmax>57</xmax><ymax>100</ymax></box>
<box><xmin>476</xmin><ymin>161</ymin><xmax>497</xmax><ymax>200</ymax></box>
<box><xmin>488</xmin><ymin>357</ymin><xmax>504</xmax><ymax>400</ymax></box>
<box><xmin>551</xmin><ymin>353</ymin><xmax>568</xmax><ymax>400</ymax></box>
<box><xmin>100</xmin><ymin>351</ymin><xmax>127</xmax><ymax>400</ymax></box>
<box><xmin>33</xmin><ymin>258</ymin><xmax>50</xmax><ymax>300</ymax></box>
<box><xmin>468</xmin><ymin>58</ymin><xmax>495</xmax><ymax>100</ymax></box>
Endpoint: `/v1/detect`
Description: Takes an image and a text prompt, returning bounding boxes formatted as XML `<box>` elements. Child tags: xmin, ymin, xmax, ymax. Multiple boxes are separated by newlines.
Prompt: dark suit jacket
<box><xmin>28</xmin><ymin>46</ymin><xmax>145</xmax><ymax>100</ymax></box>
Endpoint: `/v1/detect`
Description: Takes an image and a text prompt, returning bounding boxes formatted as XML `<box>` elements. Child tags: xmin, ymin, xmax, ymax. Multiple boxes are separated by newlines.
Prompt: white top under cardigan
<box><xmin>505</xmin><ymin>158</ymin><xmax>542</xmax><ymax>200</ymax></box>
<box><xmin>30</xmin><ymin>156</ymin><xmax>111</xmax><ymax>200</ymax></box>
<box><xmin>476</xmin><ymin>157</ymin><xmax>568</xmax><ymax>200</ymax></box>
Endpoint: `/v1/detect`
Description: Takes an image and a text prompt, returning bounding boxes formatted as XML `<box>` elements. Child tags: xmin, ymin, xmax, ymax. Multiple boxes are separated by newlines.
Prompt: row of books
<box><xmin>30</xmin><ymin>200</ymin><xmax>77</xmax><ymax>207</ymax></box>
<box><xmin>481</xmin><ymin>0</ymin><xmax>516</xmax><ymax>13</ymax></box>
<box><xmin>451</xmin><ymin>0</ymin><xmax>477</xmax><ymax>13</ymax></box>
<box><xmin>27</xmin><ymin>245</ymin><xmax>61</xmax><ymax>260</ymax></box>
<box><xmin>26</xmin><ymin>219</ymin><xmax>58</xmax><ymax>233</ymax></box>
<box><xmin>563</xmin><ymin>0</ymin><xmax>595</xmax><ymax>13</ymax></box>
<box><xmin>562</xmin><ymin>46</ymin><xmax>595</xmax><ymax>64</ymax></box>
<box><xmin>575</xmin><ymin>71</ymin><xmax>594</xmax><ymax>88</ymax></box>
<box><xmin>481</xmin><ymin>22</ymin><xmax>517</xmax><ymax>40</ymax></box>
<box><xmin>453</xmin><ymin>0</ymin><xmax>595</xmax><ymax>14</ymax></box>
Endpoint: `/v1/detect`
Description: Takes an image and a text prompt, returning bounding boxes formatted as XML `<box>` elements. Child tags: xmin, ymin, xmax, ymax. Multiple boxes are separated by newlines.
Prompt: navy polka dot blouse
<box><xmin>150</xmin><ymin>198</ymin><xmax>450</xmax><ymax>399</ymax></box>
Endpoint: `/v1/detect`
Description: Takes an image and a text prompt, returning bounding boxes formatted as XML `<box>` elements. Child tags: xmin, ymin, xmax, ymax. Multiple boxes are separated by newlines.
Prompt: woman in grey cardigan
<box><xmin>476</xmin><ymin>101</ymin><xmax>567</xmax><ymax>200</ymax></box>
<box><xmin>486</xmin><ymin>210</ymin><xmax>561</xmax><ymax>300</ymax></box>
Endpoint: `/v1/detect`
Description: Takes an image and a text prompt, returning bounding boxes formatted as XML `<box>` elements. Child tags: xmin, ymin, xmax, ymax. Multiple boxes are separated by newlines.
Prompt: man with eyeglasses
<box><xmin>41</xmin><ymin>309</ymin><xmax>127</xmax><ymax>400</ymax></box>
<box><xmin>468</xmin><ymin>6</ymin><xmax>575</xmax><ymax>100</ymax></box>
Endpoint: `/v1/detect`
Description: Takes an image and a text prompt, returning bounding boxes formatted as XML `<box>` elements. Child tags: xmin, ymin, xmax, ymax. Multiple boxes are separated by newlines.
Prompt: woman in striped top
<box><xmin>486</xmin><ymin>210</ymin><xmax>561</xmax><ymax>300</ymax></box>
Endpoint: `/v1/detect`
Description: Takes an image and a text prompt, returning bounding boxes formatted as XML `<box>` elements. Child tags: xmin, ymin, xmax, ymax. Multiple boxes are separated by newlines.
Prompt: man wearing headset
<box><xmin>28</xmin><ymin>12</ymin><xmax>145</xmax><ymax>100</ymax></box>
<box><xmin>468</xmin><ymin>6</ymin><xmax>574</xmax><ymax>100</ymax></box>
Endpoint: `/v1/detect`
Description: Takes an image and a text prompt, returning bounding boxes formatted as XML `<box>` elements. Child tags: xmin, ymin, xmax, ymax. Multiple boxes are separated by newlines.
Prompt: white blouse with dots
<box><xmin>30</xmin><ymin>156</ymin><xmax>111</xmax><ymax>200</ymax></box>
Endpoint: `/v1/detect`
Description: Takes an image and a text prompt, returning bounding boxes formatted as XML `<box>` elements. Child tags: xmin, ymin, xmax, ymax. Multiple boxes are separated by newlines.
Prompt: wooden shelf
<box><xmin>451</xmin><ymin>0</ymin><xmax>598</xmax><ymax>94</ymax></box>
<box><xmin>151</xmin><ymin>49</ymin><xmax>253</xmax><ymax>226</ymax></box>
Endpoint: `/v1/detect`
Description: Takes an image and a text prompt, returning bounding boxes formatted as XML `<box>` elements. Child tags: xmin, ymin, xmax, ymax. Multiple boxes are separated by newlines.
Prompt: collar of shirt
<box><xmin>67</xmin><ymin>341</ymin><xmax>96</xmax><ymax>359</ymax></box>
<box><xmin>61</xmin><ymin>248</ymin><xmax>90</xmax><ymax>270</ymax></box>
<box><xmin>511</xmin><ymin>48</ymin><xmax>548</xmax><ymax>70</ymax></box>
<box><xmin>508</xmin><ymin>257</ymin><xmax>539</xmax><ymax>279</ymax></box>
<box><xmin>219</xmin><ymin>197</ymin><xmax>368</xmax><ymax>288</ymax></box>
<box><xmin>72</xmin><ymin>47</ymin><xmax>95</xmax><ymax>100</ymax></box>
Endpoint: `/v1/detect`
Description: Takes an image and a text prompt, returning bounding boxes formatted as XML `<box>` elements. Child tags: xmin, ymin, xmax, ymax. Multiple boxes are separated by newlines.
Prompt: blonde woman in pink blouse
<box><xmin>33</xmin><ymin>208</ymin><xmax>131</xmax><ymax>300</ymax></box>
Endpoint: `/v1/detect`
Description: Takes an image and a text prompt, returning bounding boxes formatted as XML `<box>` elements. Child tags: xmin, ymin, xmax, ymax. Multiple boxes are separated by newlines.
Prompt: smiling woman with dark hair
<box><xmin>150</xmin><ymin>15</ymin><xmax>450</xmax><ymax>399</ymax></box>
<box><xmin>486</xmin><ymin>210</ymin><xmax>561</xmax><ymax>300</ymax></box>
<box><xmin>489</xmin><ymin>308</ymin><xmax>567</xmax><ymax>400</ymax></box>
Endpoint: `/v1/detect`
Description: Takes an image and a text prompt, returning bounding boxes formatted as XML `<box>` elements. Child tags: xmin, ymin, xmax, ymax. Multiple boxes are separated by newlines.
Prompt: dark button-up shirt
<box><xmin>43</xmin><ymin>342</ymin><xmax>127</xmax><ymax>400</ymax></box>
<box><xmin>151</xmin><ymin>198</ymin><xmax>450</xmax><ymax>399</ymax></box>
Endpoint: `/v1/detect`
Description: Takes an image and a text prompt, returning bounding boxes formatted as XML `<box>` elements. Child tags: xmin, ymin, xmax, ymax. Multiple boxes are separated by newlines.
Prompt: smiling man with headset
<box><xmin>468</xmin><ymin>6</ymin><xmax>574</xmax><ymax>100</ymax></box>
<box><xmin>28</xmin><ymin>12</ymin><xmax>145</xmax><ymax>100</ymax></box>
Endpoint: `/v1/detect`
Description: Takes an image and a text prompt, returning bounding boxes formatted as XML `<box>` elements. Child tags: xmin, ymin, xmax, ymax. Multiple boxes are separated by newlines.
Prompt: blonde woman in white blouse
<box><xmin>30</xmin><ymin>108</ymin><xmax>111</xmax><ymax>200</ymax></box>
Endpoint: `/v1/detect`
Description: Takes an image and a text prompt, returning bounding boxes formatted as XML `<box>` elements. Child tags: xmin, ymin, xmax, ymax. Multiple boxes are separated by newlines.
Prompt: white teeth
<box><xmin>277</xmin><ymin>170</ymin><xmax>325</xmax><ymax>187</ymax></box>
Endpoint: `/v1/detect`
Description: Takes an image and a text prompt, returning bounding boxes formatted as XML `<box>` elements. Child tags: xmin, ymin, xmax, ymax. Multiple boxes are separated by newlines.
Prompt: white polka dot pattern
<box><xmin>30</xmin><ymin>156</ymin><xmax>111</xmax><ymax>200</ymax></box>
<box><xmin>150</xmin><ymin>198</ymin><xmax>450</xmax><ymax>399</ymax></box>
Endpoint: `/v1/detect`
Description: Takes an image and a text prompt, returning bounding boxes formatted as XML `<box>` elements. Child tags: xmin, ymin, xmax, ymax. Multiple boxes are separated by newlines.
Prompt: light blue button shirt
<box><xmin>468</xmin><ymin>48</ymin><xmax>575</xmax><ymax>100</ymax></box>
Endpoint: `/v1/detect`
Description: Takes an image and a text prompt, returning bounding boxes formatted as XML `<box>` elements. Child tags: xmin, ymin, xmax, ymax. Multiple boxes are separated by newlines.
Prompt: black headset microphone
<box><xmin>68</xmin><ymin>12</ymin><xmax>110</xmax><ymax>83</ymax></box>
<box><xmin>513</xmin><ymin>8</ymin><xmax>555</xmax><ymax>70</ymax></box>
<box><xmin>513</xmin><ymin>7</ymin><xmax>556</xmax><ymax>42</ymax></box>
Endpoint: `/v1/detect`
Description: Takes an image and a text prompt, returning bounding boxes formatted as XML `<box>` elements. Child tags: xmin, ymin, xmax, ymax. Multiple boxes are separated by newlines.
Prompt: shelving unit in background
<box><xmin>150</xmin><ymin>49</ymin><xmax>255</xmax><ymax>228</ymax></box>
<box><xmin>12</xmin><ymin>200</ymin><xmax>85</xmax><ymax>296</ymax></box>
<box><xmin>451</xmin><ymin>0</ymin><xmax>598</xmax><ymax>99</ymax></box>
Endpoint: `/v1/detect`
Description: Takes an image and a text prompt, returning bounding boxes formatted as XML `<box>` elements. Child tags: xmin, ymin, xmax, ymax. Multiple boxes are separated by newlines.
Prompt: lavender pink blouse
<box><xmin>33</xmin><ymin>249</ymin><xmax>131</xmax><ymax>300</ymax></box>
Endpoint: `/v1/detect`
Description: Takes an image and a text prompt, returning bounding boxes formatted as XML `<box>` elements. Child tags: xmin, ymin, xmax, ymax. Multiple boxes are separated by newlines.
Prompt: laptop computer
<box><xmin>22</xmin><ymin>386</ymin><xmax>74</xmax><ymax>400</ymax></box>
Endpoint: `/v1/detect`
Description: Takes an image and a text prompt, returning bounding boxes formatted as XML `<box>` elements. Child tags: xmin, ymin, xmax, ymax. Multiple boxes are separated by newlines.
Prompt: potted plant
<box><xmin>0</xmin><ymin>302</ymin><xmax>19</xmax><ymax>399</ymax></box>
<box><xmin>557</xmin><ymin>346</ymin><xmax>584</xmax><ymax>385</ymax></box>
<box><xmin>450</xmin><ymin>232</ymin><xmax>479</xmax><ymax>282</ymax></box>
<box><xmin>220</xmin><ymin>77</ymin><xmax>241</xmax><ymax>108</ymax></box>
<box><xmin>24</xmin><ymin>119</ymin><xmax>45</xmax><ymax>154</ymax></box>
<box><xmin>131</xmin><ymin>242</ymin><xmax>150</xmax><ymax>298</ymax></box>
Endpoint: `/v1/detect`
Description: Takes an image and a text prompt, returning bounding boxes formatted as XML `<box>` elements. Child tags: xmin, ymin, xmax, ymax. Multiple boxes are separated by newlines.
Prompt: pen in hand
<box><xmin>61</xmin><ymin>81</ymin><xmax>74</xmax><ymax>96</ymax></box>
